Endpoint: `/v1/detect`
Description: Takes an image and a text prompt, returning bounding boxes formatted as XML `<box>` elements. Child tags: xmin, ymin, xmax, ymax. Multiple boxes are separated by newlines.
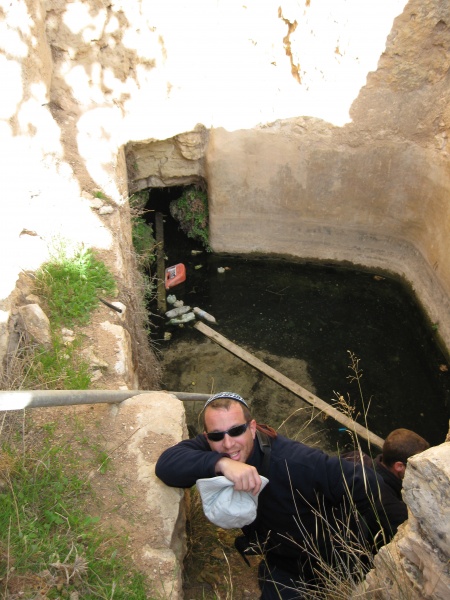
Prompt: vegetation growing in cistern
<box><xmin>170</xmin><ymin>186</ymin><xmax>211</xmax><ymax>251</ymax></box>
<box><xmin>129</xmin><ymin>191</ymin><xmax>157</xmax><ymax>271</ymax></box>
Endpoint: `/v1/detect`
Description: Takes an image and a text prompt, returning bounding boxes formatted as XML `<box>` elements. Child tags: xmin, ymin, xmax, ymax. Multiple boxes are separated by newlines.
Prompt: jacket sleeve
<box><xmin>337</xmin><ymin>458</ymin><xmax>397</xmax><ymax>546</ymax></box>
<box><xmin>375</xmin><ymin>487</ymin><xmax>407</xmax><ymax>537</ymax></box>
<box><xmin>155</xmin><ymin>434</ymin><xmax>228</xmax><ymax>488</ymax></box>
<box><xmin>286</xmin><ymin>446</ymin><xmax>393</xmax><ymax>541</ymax></box>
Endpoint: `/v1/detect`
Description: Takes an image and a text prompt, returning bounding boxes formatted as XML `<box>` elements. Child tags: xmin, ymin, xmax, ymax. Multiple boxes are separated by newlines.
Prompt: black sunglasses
<box><xmin>205</xmin><ymin>422</ymin><xmax>251</xmax><ymax>442</ymax></box>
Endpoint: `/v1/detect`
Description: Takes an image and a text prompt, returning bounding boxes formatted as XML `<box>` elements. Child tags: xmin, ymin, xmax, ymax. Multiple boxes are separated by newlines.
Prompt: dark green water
<box><xmin>147</xmin><ymin>192</ymin><xmax>450</xmax><ymax>449</ymax></box>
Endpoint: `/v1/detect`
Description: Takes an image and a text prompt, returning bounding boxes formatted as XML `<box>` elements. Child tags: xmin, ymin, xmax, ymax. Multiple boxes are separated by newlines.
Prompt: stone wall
<box><xmin>204</xmin><ymin>0</ymin><xmax>450</xmax><ymax>350</ymax></box>
<box><xmin>356</xmin><ymin>439</ymin><xmax>450</xmax><ymax>599</ymax></box>
<box><xmin>205</xmin><ymin>117</ymin><xmax>450</xmax><ymax>353</ymax></box>
<box><xmin>123</xmin><ymin>0</ymin><xmax>450</xmax><ymax>354</ymax></box>
<box><xmin>96</xmin><ymin>392</ymin><xmax>188</xmax><ymax>600</ymax></box>
<box><xmin>126</xmin><ymin>126</ymin><xmax>209</xmax><ymax>192</ymax></box>
<box><xmin>2</xmin><ymin>0</ymin><xmax>450</xmax><ymax>356</ymax></box>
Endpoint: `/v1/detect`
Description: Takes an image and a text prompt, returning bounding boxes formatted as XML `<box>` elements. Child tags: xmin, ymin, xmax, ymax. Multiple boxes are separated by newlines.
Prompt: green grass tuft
<box><xmin>22</xmin><ymin>334</ymin><xmax>92</xmax><ymax>390</ymax></box>
<box><xmin>34</xmin><ymin>247</ymin><xmax>116</xmax><ymax>328</ymax></box>
<box><xmin>0</xmin><ymin>427</ymin><xmax>151</xmax><ymax>599</ymax></box>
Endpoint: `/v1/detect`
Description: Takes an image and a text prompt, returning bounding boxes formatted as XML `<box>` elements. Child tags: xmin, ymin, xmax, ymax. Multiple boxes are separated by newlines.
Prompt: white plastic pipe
<box><xmin>0</xmin><ymin>390</ymin><xmax>210</xmax><ymax>411</ymax></box>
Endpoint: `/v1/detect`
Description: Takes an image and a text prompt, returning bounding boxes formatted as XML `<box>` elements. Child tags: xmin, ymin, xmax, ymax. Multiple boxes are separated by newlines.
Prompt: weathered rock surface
<box><xmin>127</xmin><ymin>127</ymin><xmax>208</xmax><ymax>192</ymax></box>
<box><xmin>17</xmin><ymin>304</ymin><xmax>52</xmax><ymax>348</ymax></box>
<box><xmin>100</xmin><ymin>321</ymin><xmax>138</xmax><ymax>389</ymax></box>
<box><xmin>356</xmin><ymin>441</ymin><xmax>450</xmax><ymax>600</ymax></box>
<box><xmin>102</xmin><ymin>392</ymin><xmax>187</xmax><ymax>599</ymax></box>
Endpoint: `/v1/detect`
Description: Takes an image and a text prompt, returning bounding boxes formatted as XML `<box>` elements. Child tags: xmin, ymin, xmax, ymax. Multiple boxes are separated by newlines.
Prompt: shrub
<box><xmin>169</xmin><ymin>187</ymin><xmax>211</xmax><ymax>251</ymax></box>
<box><xmin>129</xmin><ymin>191</ymin><xmax>157</xmax><ymax>270</ymax></box>
<box><xmin>34</xmin><ymin>246</ymin><xmax>116</xmax><ymax>327</ymax></box>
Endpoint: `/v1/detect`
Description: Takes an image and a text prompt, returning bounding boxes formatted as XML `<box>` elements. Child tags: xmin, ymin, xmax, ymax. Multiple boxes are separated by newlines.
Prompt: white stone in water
<box><xmin>165</xmin><ymin>305</ymin><xmax>191</xmax><ymax>319</ymax></box>
<box><xmin>168</xmin><ymin>311</ymin><xmax>196</xmax><ymax>325</ymax></box>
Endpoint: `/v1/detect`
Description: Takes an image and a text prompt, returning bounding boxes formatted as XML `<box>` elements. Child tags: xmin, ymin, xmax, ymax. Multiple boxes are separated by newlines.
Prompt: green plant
<box><xmin>23</xmin><ymin>334</ymin><xmax>92</xmax><ymax>390</ymax></box>
<box><xmin>1</xmin><ymin>332</ymin><xmax>92</xmax><ymax>391</ymax></box>
<box><xmin>169</xmin><ymin>187</ymin><xmax>211</xmax><ymax>251</ymax></box>
<box><xmin>129</xmin><ymin>192</ymin><xmax>156</xmax><ymax>269</ymax></box>
<box><xmin>34</xmin><ymin>246</ymin><xmax>116</xmax><ymax>327</ymax></box>
<box><xmin>129</xmin><ymin>192</ymin><xmax>158</xmax><ymax>306</ymax></box>
<box><xmin>131</xmin><ymin>215</ymin><xmax>157</xmax><ymax>269</ymax></box>
<box><xmin>94</xmin><ymin>447</ymin><xmax>112</xmax><ymax>474</ymax></box>
<box><xmin>129</xmin><ymin>190</ymin><xmax>148</xmax><ymax>212</ymax></box>
<box><xmin>0</xmin><ymin>430</ymin><xmax>151</xmax><ymax>599</ymax></box>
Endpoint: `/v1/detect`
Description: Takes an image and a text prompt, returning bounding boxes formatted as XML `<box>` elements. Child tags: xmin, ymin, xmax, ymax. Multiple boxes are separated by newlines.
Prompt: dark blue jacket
<box><xmin>341</xmin><ymin>450</ymin><xmax>407</xmax><ymax>535</ymax></box>
<box><xmin>156</xmin><ymin>432</ymin><xmax>390</xmax><ymax>579</ymax></box>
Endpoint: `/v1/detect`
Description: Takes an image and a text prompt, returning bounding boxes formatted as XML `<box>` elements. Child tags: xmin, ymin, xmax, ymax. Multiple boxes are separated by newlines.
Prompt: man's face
<box><xmin>397</xmin><ymin>461</ymin><xmax>407</xmax><ymax>480</ymax></box>
<box><xmin>204</xmin><ymin>403</ymin><xmax>256</xmax><ymax>463</ymax></box>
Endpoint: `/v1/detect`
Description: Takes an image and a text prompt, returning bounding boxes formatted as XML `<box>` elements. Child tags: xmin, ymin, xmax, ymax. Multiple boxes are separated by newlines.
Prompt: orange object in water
<box><xmin>165</xmin><ymin>263</ymin><xmax>186</xmax><ymax>290</ymax></box>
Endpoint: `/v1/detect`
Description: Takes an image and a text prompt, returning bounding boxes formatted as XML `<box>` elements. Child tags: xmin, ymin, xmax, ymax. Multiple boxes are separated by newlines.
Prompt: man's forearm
<box><xmin>156</xmin><ymin>437</ymin><xmax>224</xmax><ymax>487</ymax></box>
<box><xmin>215</xmin><ymin>457</ymin><xmax>262</xmax><ymax>494</ymax></box>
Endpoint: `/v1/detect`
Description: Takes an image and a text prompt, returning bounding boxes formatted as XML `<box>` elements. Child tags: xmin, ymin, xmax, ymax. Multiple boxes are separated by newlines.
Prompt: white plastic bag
<box><xmin>196</xmin><ymin>475</ymin><xmax>269</xmax><ymax>529</ymax></box>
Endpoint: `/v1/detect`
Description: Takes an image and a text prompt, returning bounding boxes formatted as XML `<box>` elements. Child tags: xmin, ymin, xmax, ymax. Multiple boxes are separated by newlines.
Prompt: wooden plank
<box><xmin>193</xmin><ymin>321</ymin><xmax>384</xmax><ymax>450</ymax></box>
<box><xmin>155</xmin><ymin>211</ymin><xmax>166</xmax><ymax>314</ymax></box>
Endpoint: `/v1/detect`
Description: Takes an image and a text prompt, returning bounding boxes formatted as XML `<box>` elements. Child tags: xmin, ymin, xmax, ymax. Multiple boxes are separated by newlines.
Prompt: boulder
<box><xmin>18</xmin><ymin>304</ymin><xmax>52</xmax><ymax>348</ymax></box>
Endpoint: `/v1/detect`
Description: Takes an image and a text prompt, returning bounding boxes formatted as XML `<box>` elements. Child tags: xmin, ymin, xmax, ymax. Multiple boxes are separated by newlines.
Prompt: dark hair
<box><xmin>382</xmin><ymin>428</ymin><xmax>429</xmax><ymax>467</ymax></box>
<box><xmin>201</xmin><ymin>398</ymin><xmax>277</xmax><ymax>438</ymax></box>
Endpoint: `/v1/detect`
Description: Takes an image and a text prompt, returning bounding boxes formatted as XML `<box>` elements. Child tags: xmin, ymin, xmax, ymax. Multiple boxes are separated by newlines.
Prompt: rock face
<box><xmin>2</xmin><ymin>0</ymin><xmax>450</xmax><ymax>354</ymax></box>
<box><xmin>205</xmin><ymin>116</ymin><xmax>450</xmax><ymax>351</ymax></box>
<box><xmin>17</xmin><ymin>304</ymin><xmax>52</xmax><ymax>348</ymax></box>
<box><xmin>2</xmin><ymin>1</ymin><xmax>450</xmax><ymax>598</ymax></box>
<box><xmin>127</xmin><ymin>126</ymin><xmax>208</xmax><ymax>192</ymax></box>
<box><xmin>103</xmin><ymin>393</ymin><xmax>188</xmax><ymax>600</ymax></box>
<box><xmin>357</xmin><ymin>441</ymin><xmax>450</xmax><ymax>599</ymax></box>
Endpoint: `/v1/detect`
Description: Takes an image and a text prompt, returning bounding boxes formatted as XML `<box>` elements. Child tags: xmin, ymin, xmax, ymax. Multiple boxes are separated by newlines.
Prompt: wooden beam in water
<box><xmin>193</xmin><ymin>321</ymin><xmax>384</xmax><ymax>450</ymax></box>
<box><xmin>155</xmin><ymin>211</ymin><xmax>166</xmax><ymax>314</ymax></box>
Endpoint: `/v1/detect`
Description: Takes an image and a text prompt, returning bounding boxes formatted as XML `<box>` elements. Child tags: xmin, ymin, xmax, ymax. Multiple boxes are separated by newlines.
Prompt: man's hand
<box><xmin>215</xmin><ymin>458</ymin><xmax>262</xmax><ymax>495</ymax></box>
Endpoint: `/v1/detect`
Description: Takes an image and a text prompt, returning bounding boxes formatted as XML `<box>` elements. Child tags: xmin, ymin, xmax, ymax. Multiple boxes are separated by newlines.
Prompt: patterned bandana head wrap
<box><xmin>203</xmin><ymin>391</ymin><xmax>249</xmax><ymax>411</ymax></box>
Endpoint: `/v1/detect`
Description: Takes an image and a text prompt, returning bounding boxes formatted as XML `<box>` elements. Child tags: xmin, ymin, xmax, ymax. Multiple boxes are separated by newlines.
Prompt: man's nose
<box><xmin>222</xmin><ymin>433</ymin><xmax>234</xmax><ymax>448</ymax></box>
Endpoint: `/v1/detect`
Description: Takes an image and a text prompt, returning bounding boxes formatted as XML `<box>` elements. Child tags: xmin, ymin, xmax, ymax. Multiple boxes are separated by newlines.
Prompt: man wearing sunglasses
<box><xmin>156</xmin><ymin>392</ymin><xmax>391</xmax><ymax>599</ymax></box>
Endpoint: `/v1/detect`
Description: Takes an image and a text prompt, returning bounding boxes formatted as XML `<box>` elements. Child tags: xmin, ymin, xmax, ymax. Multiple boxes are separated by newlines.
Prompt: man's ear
<box><xmin>392</xmin><ymin>461</ymin><xmax>406</xmax><ymax>479</ymax></box>
<box><xmin>249</xmin><ymin>419</ymin><xmax>257</xmax><ymax>439</ymax></box>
